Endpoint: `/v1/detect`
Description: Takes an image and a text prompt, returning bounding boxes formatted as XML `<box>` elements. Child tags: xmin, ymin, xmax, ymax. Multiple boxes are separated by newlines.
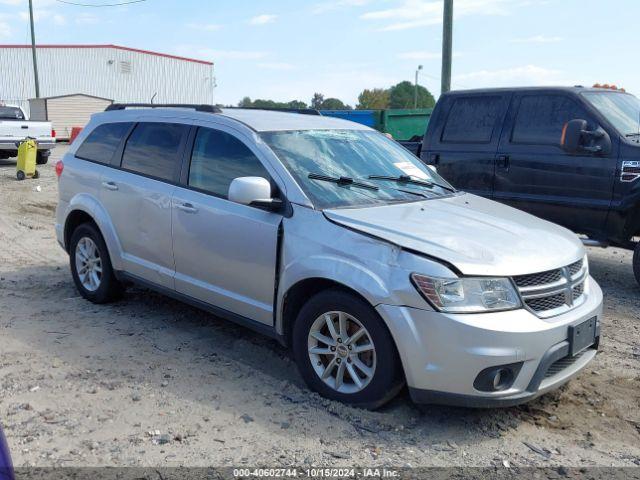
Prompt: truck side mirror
<box><xmin>561</xmin><ymin>119</ymin><xmax>612</xmax><ymax>156</ymax></box>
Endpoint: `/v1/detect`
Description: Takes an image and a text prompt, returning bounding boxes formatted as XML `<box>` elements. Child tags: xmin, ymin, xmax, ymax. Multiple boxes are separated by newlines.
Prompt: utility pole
<box><xmin>414</xmin><ymin>65</ymin><xmax>423</xmax><ymax>108</ymax></box>
<box><xmin>28</xmin><ymin>0</ymin><xmax>40</xmax><ymax>98</ymax></box>
<box><xmin>440</xmin><ymin>0</ymin><xmax>453</xmax><ymax>94</ymax></box>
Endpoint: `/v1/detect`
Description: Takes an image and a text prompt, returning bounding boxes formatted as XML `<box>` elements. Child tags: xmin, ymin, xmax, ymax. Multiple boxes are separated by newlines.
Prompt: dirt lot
<box><xmin>1</xmin><ymin>145</ymin><xmax>639</xmax><ymax>469</ymax></box>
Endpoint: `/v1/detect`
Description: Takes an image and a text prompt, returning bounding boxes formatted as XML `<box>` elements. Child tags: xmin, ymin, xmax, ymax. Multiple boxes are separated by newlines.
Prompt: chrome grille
<box><xmin>525</xmin><ymin>293</ymin><xmax>566</xmax><ymax>312</ymax></box>
<box><xmin>572</xmin><ymin>282</ymin><xmax>584</xmax><ymax>300</ymax></box>
<box><xmin>568</xmin><ymin>259</ymin><xmax>583</xmax><ymax>277</ymax></box>
<box><xmin>514</xmin><ymin>259</ymin><xmax>587</xmax><ymax>318</ymax></box>
<box><xmin>514</xmin><ymin>269</ymin><xmax>562</xmax><ymax>288</ymax></box>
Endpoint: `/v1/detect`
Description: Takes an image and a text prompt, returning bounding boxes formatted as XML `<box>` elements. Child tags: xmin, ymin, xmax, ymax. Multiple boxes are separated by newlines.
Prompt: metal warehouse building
<box><xmin>0</xmin><ymin>44</ymin><xmax>215</xmax><ymax>135</ymax></box>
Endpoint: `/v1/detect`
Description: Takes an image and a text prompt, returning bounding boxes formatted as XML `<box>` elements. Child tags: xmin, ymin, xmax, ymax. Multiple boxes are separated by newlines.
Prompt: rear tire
<box><xmin>292</xmin><ymin>289</ymin><xmax>404</xmax><ymax>409</ymax></box>
<box><xmin>69</xmin><ymin>223</ymin><xmax>124</xmax><ymax>303</ymax></box>
<box><xmin>36</xmin><ymin>151</ymin><xmax>49</xmax><ymax>165</ymax></box>
<box><xmin>633</xmin><ymin>242</ymin><xmax>640</xmax><ymax>287</ymax></box>
<box><xmin>16</xmin><ymin>170</ymin><xmax>25</xmax><ymax>181</ymax></box>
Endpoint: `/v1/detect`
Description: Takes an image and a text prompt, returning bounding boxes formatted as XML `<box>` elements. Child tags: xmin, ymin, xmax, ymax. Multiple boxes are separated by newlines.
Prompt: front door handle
<box><xmin>102</xmin><ymin>181</ymin><xmax>118</xmax><ymax>191</ymax></box>
<box><xmin>176</xmin><ymin>202</ymin><xmax>198</xmax><ymax>214</ymax></box>
<box><xmin>497</xmin><ymin>155</ymin><xmax>510</xmax><ymax>169</ymax></box>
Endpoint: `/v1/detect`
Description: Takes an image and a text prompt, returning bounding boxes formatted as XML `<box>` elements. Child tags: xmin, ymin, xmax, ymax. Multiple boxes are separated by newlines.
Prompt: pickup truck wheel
<box><xmin>69</xmin><ymin>223</ymin><xmax>124</xmax><ymax>303</ymax></box>
<box><xmin>634</xmin><ymin>242</ymin><xmax>640</xmax><ymax>287</ymax></box>
<box><xmin>292</xmin><ymin>289</ymin><xmax>404</xmax><ymax>409</ymax></box>
<box><xmin>36</xmin><ymin>151</ymin><xmax>49</xmax><ymax>165</ymax></box>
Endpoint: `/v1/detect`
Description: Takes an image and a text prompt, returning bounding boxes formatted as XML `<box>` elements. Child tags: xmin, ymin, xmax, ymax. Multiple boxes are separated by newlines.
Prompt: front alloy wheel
<box><xmin>293</xmin><ymin>289</ymin><xmax>404</xmax><ymax>409</ymax></box>
<box><xmin>308</xmin><ymin>311</ymin><xmax>376</xmax><ymax>394</ymax></box>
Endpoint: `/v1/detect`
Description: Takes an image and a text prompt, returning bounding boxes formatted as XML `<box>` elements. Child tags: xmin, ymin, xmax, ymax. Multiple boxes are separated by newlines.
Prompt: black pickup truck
<box><xmin>414</xmin><ymin>86</ymin><xmax>640</xmax><ymax>285</ymax></box>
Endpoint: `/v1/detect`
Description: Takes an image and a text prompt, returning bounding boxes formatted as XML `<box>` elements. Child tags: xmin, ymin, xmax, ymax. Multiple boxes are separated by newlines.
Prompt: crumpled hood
<box><xmin>324</xmin><ymin>193</ymin><xmax>584</xmax><ymax>276</ymax></box>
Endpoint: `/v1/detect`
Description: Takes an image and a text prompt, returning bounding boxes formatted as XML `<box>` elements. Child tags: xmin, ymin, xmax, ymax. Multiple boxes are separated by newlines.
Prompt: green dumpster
<box><xmin>380</xmin><ymin>108</ymin><xmax>433</xmax><ymax>141</ymax></box>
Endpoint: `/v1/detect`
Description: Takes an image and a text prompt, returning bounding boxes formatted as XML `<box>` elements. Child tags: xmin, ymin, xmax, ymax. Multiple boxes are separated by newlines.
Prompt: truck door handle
<box><xmin>176</xmin><ymin>202</ymin><xmax>198</xmax><ymax>214</ymax></box>
<box><xmin>101</xmin><ymin>181</ymin><xmax>118</xmax><ymax>191</ymax></box>
<box><xmin>21</xmin><ymin>125</ymin><xmax>28</xmax><ymax>129</ymax></box>
<box><xmin>430</xmin><ymin>153</ymin><xmax>440</xmax><ymax>165</ymax></box>
<box><xmin>497</xmin><ymin>155</ymin><xmax>510</xmax><ymax>169</ymax></box>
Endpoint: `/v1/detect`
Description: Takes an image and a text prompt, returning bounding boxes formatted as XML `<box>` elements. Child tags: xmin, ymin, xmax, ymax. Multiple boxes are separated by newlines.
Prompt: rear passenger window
<box><xmin>75</xmin><ymin>122</ymin><xmax>132</xmax><ymax>164</ymax></box>
<box><xmin>121</xmin><ymin>123</ymin><xmax>187</xmax><ymax>181</ymax></box>
<box><xmin>442</xmin><ymin>96</ymin><xmax>502</xmax><ymax>143</ymax></box>
<box><xmin>512</xmin><ymin>95</ymin><xmax>589</xmax><ymax>146</ymax></box>
<box><xmin>188</xmin><ymin>127</ymin><xmax>270</xmax><ymax>198</ymax></box>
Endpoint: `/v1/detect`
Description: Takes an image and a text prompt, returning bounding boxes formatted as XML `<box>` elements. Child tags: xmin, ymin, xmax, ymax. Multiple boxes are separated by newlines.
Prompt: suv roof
<box><xmin>92</xmin><ymin>107</ymin><xmax>369</xmax><ymax>133</ymax></box>
<box><xmin>443</xmin><ymin>86</ymin><xmax>631</xmax><ymax>96</ymax></box>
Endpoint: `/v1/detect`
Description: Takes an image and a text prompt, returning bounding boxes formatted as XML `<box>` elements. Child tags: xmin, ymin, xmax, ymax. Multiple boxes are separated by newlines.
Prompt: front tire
<box><xmin>292</xmin><ymin>289</ymin><xmax>404</xmax><ymax>409</ymax></box>
<box><xmin>634</xmin><ymin>242</ymin><xmax>640</xmax><ymax>287</ymax></box>
<box><xmin>69</xmin><ymin>223</ymin><xmax>124</xmax><ymax>303</ymax></box>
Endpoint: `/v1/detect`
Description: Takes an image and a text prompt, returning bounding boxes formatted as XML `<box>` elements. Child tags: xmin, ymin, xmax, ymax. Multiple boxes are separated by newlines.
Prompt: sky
<box><xmin>1</xmin><ymin>0</ymin><xmax>639</xmax><ymax>106</ymax></box>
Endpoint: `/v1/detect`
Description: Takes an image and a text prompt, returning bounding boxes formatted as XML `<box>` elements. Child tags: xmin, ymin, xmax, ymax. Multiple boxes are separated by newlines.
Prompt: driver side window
<box><xmin>188</xmin><ymin>127</ymin><xmax>271</xmax><ymax>198</ymax></box>
<box><xmin>511</xmin><ymin>95</ymin><xmax>592</xmax><ymax>146</ymax></box>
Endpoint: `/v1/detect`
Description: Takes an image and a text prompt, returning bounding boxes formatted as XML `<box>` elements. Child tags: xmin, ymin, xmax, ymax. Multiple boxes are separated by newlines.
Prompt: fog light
<box><xmin>473</xmin><ymin>362</ymin><xmax>523</xmax><ymax>392</ymax></box>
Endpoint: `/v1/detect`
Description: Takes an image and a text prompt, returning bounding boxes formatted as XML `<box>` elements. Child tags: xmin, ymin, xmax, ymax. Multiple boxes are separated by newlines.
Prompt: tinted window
<box><xmin>188</xmin><ymin>128</ymin><xmax>270</xmax><ymax>198</ymax></box>
<box><xmin>121</xmin><ymin>123</ymin><xmax>186</xmax><ymax>181</ymax></box>
<box><xmin>512</xmin><ymin>95</ymin><xmax>590</xmax><ymax>145</ymax></box>
<box><xmin>0</xmin><ymin>106</ymin><xmax>25</xmax><ymax>120</ymax></box>
<box><xmin>76</xmin><ymin>122</ymin><xmax>133</xmax><ymax>164</ymax></box>
<box><xmin>442</xmin><ymin>96</ymin><xmax>502</xmax><ymax>143</ymax></box>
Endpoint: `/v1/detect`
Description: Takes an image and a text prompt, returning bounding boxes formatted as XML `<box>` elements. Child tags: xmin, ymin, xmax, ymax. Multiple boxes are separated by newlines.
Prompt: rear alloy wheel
<box><xmin>293</xmin><ymin>289</ymin><xmax>404</xmax><ymax>409</ymax></box>
<box><xmin>70</xmin><ymin>223</ymin><xmax>124</xmax><ymax>303</ymax></box>
<box><xmin>633</xmin><ymin>242</ymin><xmax>640</xmax><ymax>287</ymax></box>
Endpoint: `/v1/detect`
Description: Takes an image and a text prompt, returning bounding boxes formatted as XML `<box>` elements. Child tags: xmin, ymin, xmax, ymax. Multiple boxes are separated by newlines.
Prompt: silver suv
<box><xmin>55</xmin><ymin>105</ymin><xmax>603</xmax><ymax>409</ymax></box>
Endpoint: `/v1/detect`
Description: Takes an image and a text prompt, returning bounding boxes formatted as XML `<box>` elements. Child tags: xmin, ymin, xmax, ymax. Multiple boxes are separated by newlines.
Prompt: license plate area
<box><xmin>569</xmin><ymin>317</ymin><xmax>597</xmax><ymax>357</ymax></box>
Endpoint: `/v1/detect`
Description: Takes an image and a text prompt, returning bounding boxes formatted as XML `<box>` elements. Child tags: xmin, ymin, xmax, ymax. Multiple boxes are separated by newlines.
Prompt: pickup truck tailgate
<box><xmin>0</xmin><ymin>120</ymin><xmax>52</xmax><ymax>140</ymax></box>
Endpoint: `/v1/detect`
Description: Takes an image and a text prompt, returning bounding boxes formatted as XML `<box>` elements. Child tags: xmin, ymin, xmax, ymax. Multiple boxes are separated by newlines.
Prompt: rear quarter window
<box><xmin>121</xmin><ymin>122</ymin><xmax>188</xmax><ymax>181</ymax></box>
<box><xmin>441</xmin><ymin>96</ymin><xmax>502</xmax><ymax>143</ymax></box>
<box><xmin>75</xmin><ymin>122</ymin><xmax>133</xmax><ymax>164</ymax></box>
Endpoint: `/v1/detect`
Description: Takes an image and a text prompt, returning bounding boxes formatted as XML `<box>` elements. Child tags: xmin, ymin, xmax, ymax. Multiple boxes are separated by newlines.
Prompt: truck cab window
<box><xmin>512</xmin><ymin>95</ymin><xmax>590</xmax><ymax>146</ymax></box>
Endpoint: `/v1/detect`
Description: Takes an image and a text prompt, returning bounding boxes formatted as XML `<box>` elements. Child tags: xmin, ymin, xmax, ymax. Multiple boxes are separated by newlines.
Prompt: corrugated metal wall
<box><xmin>0</xmin><ymin>46</ymin><xmax>215</xmax><ymax>116</ymax></box>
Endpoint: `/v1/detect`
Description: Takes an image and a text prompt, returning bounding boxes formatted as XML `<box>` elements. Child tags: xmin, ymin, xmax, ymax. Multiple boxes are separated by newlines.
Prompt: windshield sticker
<box><xmin>393</xmin><ymin>161</ymin><xmax>429</xmax><ymax>179</ymax></box>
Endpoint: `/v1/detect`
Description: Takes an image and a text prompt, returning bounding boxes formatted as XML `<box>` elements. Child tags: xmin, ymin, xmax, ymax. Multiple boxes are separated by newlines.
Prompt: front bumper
<box><xmin>377</xmin><ymin>276</ymin><xmax>603</xmax><ymax>407</ymax></box>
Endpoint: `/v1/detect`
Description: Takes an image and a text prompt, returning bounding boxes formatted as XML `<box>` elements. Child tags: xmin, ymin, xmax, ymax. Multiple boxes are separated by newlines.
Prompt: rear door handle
<box><xmin>176</xmin><ymin>202</ymin><xmax>198</xmax><ymax>214</ymax></box>
<box><xmin>497</xmin><ymin>155</ymin><xmax>510</xmax><ymax>169</ymax></box>
<box><xmin>102</xmin><ymin>181</ymin><xmax>118</xmax><ymax>191</ymax></box>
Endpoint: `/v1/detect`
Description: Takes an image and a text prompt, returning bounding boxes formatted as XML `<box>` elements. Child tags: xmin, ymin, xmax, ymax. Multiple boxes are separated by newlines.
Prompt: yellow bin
<box><xmin>16</xmin><ymin>138</ymin><xmax>39</xmax><ymax>181</ymax></box>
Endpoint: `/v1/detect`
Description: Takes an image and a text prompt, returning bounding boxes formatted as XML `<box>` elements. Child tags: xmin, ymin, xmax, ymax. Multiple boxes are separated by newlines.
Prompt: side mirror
<box><xmin>561</xmin><ymin>119</ymin><xmax>611</xmax><ymax>156</ymax></box>
<box><xmin>228</xmin><ymin>177</ymin><xmax>283</xmax><ymax>211</ymax></box>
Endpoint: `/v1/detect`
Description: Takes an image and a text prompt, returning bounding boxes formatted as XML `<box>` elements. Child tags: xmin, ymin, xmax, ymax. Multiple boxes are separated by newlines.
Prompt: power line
<box><xmin>54</xmin><ymin>0</ymin><xmax>146</xmax><ymax>7</ymax></box>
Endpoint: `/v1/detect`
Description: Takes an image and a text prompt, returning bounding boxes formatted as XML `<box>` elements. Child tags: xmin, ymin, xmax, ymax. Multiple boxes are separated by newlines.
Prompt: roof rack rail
<box><xmin>227</xmin><ymin>107</ymin><xmax>321</xmax><ymax>116</ymax></box>
<box><xmin>105</xmin><ymin>103</ymin><xmax>222</xmax><ymax>113</ymax></box>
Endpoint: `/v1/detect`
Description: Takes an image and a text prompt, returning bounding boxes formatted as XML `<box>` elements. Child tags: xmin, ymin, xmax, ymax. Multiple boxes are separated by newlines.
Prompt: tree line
<box><xmin>236</xmin><ymin>81</ymin><xmax>435</xmax><ymax>111</ymax></box>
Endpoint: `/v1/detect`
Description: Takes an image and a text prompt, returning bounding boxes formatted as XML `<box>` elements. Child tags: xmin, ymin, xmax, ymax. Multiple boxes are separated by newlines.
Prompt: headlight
<box><xmin>411</xmin><ymin>274</ymin><xmax>521</xmax><ymax>313</ymax></box>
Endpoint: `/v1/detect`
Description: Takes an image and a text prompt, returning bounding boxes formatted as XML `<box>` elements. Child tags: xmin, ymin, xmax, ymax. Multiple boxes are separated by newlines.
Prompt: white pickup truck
<box><xmin>0</xmin><ymin>104</ymin><xmax>56</xmax><ymax>164</ymax></box>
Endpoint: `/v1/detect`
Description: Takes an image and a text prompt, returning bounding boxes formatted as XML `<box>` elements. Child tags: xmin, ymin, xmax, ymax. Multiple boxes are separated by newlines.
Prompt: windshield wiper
<box><xmin>625</xmin><ymin>133</ymin><xmax>640</xmax><ymax>137</ymax></box>
<box><xmin>367</xmin><ymin>174</ymin><xmax>456</xmax><ymax>193</ymax></box>
<box><xmin>308</xmin><ymin>173</ymin><xmax>379</xmax><ymax>191</ymax></box>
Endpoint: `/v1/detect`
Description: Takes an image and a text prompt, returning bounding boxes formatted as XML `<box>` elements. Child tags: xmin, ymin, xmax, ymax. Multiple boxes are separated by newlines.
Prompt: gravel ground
<box><xmin>0</xmin><ymin>145</ymin><xmax>639</xmax><ymax>469</ymax></box>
